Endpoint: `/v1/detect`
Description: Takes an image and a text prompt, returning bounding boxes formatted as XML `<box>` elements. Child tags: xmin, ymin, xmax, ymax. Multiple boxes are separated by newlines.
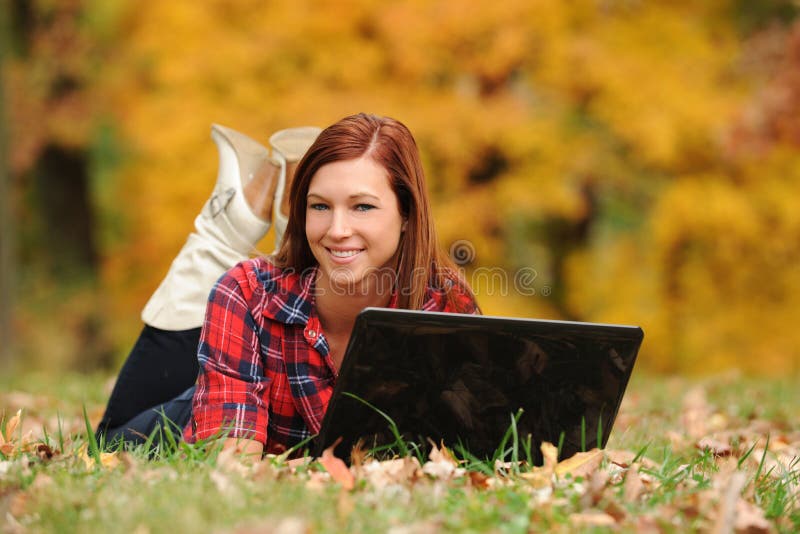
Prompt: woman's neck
<box><xmin>314</xmin><ymin>274</ymin><xmax>393</xmax><ymax>337</ymax></box>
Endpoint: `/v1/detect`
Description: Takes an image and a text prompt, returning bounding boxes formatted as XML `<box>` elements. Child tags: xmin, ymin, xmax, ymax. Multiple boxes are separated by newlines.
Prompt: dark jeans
<box><xmin>96</xmin><ymin>325</ymin><xmax>201</xmax><ymax>448</ymax></box>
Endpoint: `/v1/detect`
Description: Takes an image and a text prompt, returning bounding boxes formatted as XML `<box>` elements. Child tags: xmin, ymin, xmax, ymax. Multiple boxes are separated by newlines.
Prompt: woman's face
<box><xmin>305</xmin><ymin>157</ymin><xmax>405</xmax><ymax>291</ymax></box>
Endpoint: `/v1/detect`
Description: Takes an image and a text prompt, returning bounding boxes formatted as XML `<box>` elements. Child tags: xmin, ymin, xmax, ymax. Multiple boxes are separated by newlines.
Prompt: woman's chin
<box><xmin>320</xmin><ymin>266</ymin><xmax>396</xmax><ymax>297</ymax></box>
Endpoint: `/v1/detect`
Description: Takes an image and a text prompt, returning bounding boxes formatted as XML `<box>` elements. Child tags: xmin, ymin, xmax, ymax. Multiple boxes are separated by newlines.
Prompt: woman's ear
<box><xmin>401</xmin><ymin>219</ymin><xmax>408</xmax><ymax>232</ymax></box>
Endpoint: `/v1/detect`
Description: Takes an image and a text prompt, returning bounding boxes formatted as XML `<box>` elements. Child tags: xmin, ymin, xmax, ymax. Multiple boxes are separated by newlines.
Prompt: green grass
<box><xmin>1</xmin><ymin>371</ymin><xmax>798</xmax><ymax>533</ymax></box>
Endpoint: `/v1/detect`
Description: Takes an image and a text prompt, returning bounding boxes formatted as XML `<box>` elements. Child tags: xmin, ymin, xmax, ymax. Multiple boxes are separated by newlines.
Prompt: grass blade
<box><xmin>342</xmin><ymin>392</ymin><xmax>408</xmax><ymax>457</ymax></box>
<box><xmin>82</xmin><ymin>404</ymin><xmax>101</xmax><ymax>465</ymax></box>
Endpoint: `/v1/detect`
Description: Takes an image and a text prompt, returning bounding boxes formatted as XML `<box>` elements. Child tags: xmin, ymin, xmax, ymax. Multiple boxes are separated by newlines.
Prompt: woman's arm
<box><xmin>223</xmin><ymin>437</ymin><xmax>264</xmax><ymax>461</ymax></box>
<box><xmin>188</xmin><ymin>262</ymin><xmax>273</xmax><ymax>448</ymax></box>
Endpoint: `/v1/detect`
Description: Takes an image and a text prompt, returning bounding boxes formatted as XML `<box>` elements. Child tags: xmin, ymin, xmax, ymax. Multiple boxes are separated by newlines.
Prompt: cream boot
<box><xmin>141</xmin><ymin>124</ymin><xmax>279</xmax><ymax>331</ymax></box>
<box><xmin>270</xmin><ymin>126</ymin><xmax>322</xmax><ymax>248</ymax></box>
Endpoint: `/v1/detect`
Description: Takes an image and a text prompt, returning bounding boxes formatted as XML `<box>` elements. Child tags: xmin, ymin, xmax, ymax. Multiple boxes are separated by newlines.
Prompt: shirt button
<box><xmin>307</xmin><ymin>329</ymin><xmax>317</xmax><ymax>338</ymax></box>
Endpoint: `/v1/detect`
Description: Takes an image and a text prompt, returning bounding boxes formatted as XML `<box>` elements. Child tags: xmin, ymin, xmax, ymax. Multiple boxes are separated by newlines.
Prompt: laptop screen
<box><xmin>313</xmin><ymin>308</ymin><xmax>643</xmax><ymax>462</ymax></box>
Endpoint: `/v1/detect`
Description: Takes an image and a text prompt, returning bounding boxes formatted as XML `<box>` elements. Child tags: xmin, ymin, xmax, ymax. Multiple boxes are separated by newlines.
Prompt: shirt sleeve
<box><xmin>187</xmin><ymin>263</ymin><xmax>271</xmax><ymax>445</ymax></box>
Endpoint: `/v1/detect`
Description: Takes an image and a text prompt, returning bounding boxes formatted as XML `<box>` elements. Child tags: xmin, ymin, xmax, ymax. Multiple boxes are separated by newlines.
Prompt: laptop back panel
<box><xmin>313</xmin><ymin>308</ymin><xmax>643</xmax><ymax>461</ymax></box>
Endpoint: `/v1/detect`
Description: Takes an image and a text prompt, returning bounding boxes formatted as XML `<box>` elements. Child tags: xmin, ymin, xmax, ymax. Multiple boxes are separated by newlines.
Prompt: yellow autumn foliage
<box><xmin>5</xmin><ymin>0</ymin><xmax>800</xmax><ymax>374</ymax></box>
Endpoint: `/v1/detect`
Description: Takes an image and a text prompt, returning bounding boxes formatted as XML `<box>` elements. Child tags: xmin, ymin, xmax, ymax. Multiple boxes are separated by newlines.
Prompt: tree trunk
<box><xmin>0</xmin><ymin>0</ymin><xmax>14</xmax><ymax>367</ymax></box>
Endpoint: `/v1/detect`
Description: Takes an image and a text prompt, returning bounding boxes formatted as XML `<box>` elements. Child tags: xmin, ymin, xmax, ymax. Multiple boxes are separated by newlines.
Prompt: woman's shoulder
<box><xmin>425</xmin><ymin>270</ymin><xmax>480</xmax><ymax>315</ymax></box>
<box><xmin>217</xmin><ymin>256</ymin><xmax>306</xmax><ymax>301</ymax></box>
<box><xmin>215</xmin><ymin>257</ymin><xmax>316</xmax><ymax>324</ymax></box>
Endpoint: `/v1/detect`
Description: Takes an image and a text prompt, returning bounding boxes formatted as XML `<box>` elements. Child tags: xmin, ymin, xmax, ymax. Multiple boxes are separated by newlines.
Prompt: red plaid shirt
<box><xmin>185</xmin><ymin>256</ymin><xmax>478</xmax><ymax>454</ymax></box>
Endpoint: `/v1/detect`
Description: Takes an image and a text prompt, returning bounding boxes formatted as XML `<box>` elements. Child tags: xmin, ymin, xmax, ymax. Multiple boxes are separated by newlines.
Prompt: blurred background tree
<box><xmin>2</xmin><ymin>0</ymin><xmax>799</xmax><ymax>375</ymax></box>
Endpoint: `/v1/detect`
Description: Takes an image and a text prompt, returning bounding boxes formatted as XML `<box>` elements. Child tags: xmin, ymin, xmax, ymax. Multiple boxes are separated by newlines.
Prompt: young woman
<box><xmin>98</xmin><ymin>113</ymin><xmax>479</xmax><ymax>456</ymax></box>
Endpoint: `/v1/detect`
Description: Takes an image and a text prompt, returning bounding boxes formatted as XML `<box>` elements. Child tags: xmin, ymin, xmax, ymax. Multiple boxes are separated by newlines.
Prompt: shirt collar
<box><xmin>259</xmin><ymin>265</ymin><xmax>317</xmax><ymax>325</ymax></box>
<box><xmin>258</xmin><ymin>263</ymin><xmax>444</xmax><ymax>324</ymax></box>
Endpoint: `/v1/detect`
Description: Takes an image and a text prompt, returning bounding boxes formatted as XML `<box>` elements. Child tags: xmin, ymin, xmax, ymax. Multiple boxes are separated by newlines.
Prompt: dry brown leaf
<box><xmin>633</xmin><ymin>514</ymin><xmax>662</xmax><ymax>534</ymax></box>
<box><xmin>569</xmin><ymin>511</ymin><xmax>617</xmax><ymax>528</ymax></box>
<box><xmin>9</xmin><ymin>491</ymin><xmax>28</xmax><ymax>518</ymax></box>
<box><xmin>250</xmin><ymin>459</ymin><xmax>279</xmax><ymax>481</ymax></box>
<box><xmin>29</xmin><ymin>473</ymin><xmax>54</xmax><ymax>492</ymax></box>
<box><xmin>216</xmin><ymin>447</ymin><xmax>251</xmax><ymax>477</ymax></box>
<box><xmin>555</xmin><ymin>448</ymin><xmax>603</xmax><ymax>479</ymax></box>
<box><xmin>541</xmin><ymin>442</ymin><xmax>558</xmax><ymax>472</ymax></box>
<box><xmin>605</xmin><ymin>449</ymin><xmax>659</xmax><ymax>471</ymax></box>
<box><xmin>273</xmin><ymin>517</ymin><xmax>308</xmax><ymax>534</ymax></box>
<box><xmin>319</xmin><ymin>444</ymin><xmax>355</xmax><ymax>490</ymax></box>
<box><xmin>712</xmin><ymin>471</ymin><xmax>747</xmax><ymax>534</ymax></box>
<box><xmin>734</xmin><ymin>499</ymin><xmax>772</xmax><ymax>533</ymax></box>
<box><xmin>78</xmin><ymin>444</ymin><xmax>121</xmax><ymax>470</ymax></box>
<box><xmin>337</xmin><ymin>491</ymin><xmax>354</xmax><ymax>520</ymax></box>
<box><xmin>468</xmin><ymin>470</ymin><xmax>490</xmax><ymax>489</ymax></box>
<box><xmin>424</xmin><ymin>441</ymin><xmax>464</xmax><ymax>479</ymax></box>
<box><xmin>286</xmin><ymin>456</ymin><xmax>312</xmax><ymax>469</ymax></box>
<box><xmin>605</xmin><ymin>449</ymin><xmax>637</xmax><ymax>468</ymax></box>
<box><xmin>386</xmin><ymin>520</ymin><xmax>442</xmax><ymax>534</ymax></box>
<box><xmin>603</xmin><ymin>498</ymin><xmax>627</xmax><ymax>522</ymax></box>
<box><xmin>682</xmin><ymin>386</ymin><xmax>711</xmax><ymax>439</ymax></box>
<box><xmin>580</xmin><ymin>469</ymin><xmax>610</xmax><ymax>509</ymax></box>
<box><xmin>429</xmin><ymin>441</ymin><xmax>458</xmax><ymax>466</ymax></box>
<box><xmin>519</xmin><ymin>442</ymin><xmax>559</xmax><ymax>489</ymax></box>
<box><xmin>209</xmin><ymin>469</ymin><xmax>232</xmax><ymax>493</ymax></box>
<box><xmin>362</xmin><ymin>457</ymin><xmax>421</xmax><ymax>488</ymax></box>
<box><xmin>697</xmin><ymin>437</ymin><xmax>733</xmax><ymax>458</ymax></box>
<box><xmin>349</xmin><ymin>439</ymin><xmax>368</xmax><ymax>470</ymax></box>
<box><xmin>623</xmin><ymin>464</ymin><xmax>645</xmax><ymax>503</ymax></box>
<box><xmin>3</xmin><ymin>409</ymin><xmax>22</xmax><ymax>441</ymax></box>
<box><xmin>305</xmin><ymin>470</ymin><xmax>330</xmax><ymax>491</ymax></box>
<box><xmin>422</xmin><ymin>458</ymin><xmax>464</xmax><ymax>479</ymax></box>
<box><xmin>35</xmin><ymin>442</ymin><xmax>57</xmax><ymax>461</ymax></box>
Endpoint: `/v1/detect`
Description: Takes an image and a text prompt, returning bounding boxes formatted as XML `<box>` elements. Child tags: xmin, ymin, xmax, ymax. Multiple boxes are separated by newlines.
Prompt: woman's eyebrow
<box><xmin>349</xmin><ymin>192</ymin><xmax>380</xmax><ymax>200</ymax></box>
<box><xmin>306</xmin><ymin>192</ymin><xmax>381</xmax><ymax>201</ymax></box>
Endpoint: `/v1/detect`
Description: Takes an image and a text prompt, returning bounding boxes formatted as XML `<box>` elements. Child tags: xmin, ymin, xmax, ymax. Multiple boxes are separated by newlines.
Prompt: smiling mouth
<box><xmin>327</xmin><ymin>248</ymin><xmax>364</xmax><ymax>258</ymax></box>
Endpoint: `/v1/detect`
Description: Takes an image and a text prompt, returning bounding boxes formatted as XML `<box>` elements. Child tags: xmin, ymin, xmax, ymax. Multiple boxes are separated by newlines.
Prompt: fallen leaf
<box><xmin>337</xmin><ymin>490</ymin><xmax>354</xmax><ymax>520</ymax></box>
<box><xmin>519</xmin><ymin>442</ymin><xmax>559</xmax><ymax>489</ymax></box>
<box><xmin>734</xmin><ymin>499</ymin><xmax>771</xmax><ymax>533</ymax></box>
<box><xmin>3</xmin><ymin>409</ymin><xmax>22</xmax><ymax>441</ymax></box>
<box><xmin>78</xmin><ymin>444</ymin><xmax>121</xmax><ymax>470</ymax></box>
<box><xmin>712</xmin><ymin>471</ymin><xmax>747</xmax><ymax>534</ymax></box>
<box><xmin>424</xmin><ymin>441</ymin><xmax>464</xmax><ymax>479</ymax></box>
<box><xmin>209</xmin><ymin>469</ymin><xmax>232</xmax><ymax>493</ymax></box>
<box><xmin>605</xmin><ymin>449</ymin><xmax>659</xmax><ymax>470</ymax></box>
<box><xmin>286</xmin><ymin>456</ymin><xmax>312</xmax><ymax>469</ymax></box>
<box><xmin>697</xmin><ymin>437</ymin><xmax>732</xmax><ymax>458</ymax></box>
<box><xmin>429</xmin><ymin>441</ymin><xmax>458</xmax><ymax>465</ymax></box>
<box><xmin>35</xmin><ymin>443</ymin><xmax>57</xmax><ymax>461</ymax></box>
<box><xmin>305</xmin><ymin>470</ymin><xmax>330</xmax><ymax>491</ymax></box>
<box><xmin>363</xmin><ymin>457</ymin><xmax>421</xmax><ymax>488</ymax></box>
<box><xmin>216</xmin><ymin>447</ymin><xmax>251</xmax><ymax>477</ymax></box>
<box><xmin>682</xmin><ymin>387</ymin><xmax>711</xmax><ymax>440</ymax></box>
<box><xmin>29</xmin><ymin>473</ymin><xmax>54</xmax><ymax>492</ymax></box>
<box><xmin>555</xmin><ymin>448</ymin><xmax>603</xmax><ymax>479</ymax></box>
<box><xmin>468</xmin><ymin>470</ymin><xmax>490</xmax><ymax>489</ymax></box>
<box><xmin>580</xmin><ymin>469</ymin><xmax>610</xmax><ymax>509</ymax></box>
<box><xmin>319</xmin><ymin>443</ymin><xmax>355</xmax><ymax>490</ymax></box>
<box><xmin>569</xmin><ymin>511</ymin><xmax>617</xmax><ymax>528</ymax></box>
<box><xmin>273</xmin><ymin>517</ymin><xmax>308</xmax><ymax>534</ymax></box>
<box><xmin>541</xmin><ymin>442</ymin><xmax>558</xmax><ymax>472</ymax></box>
<box><xmin>623</xmin><ymin>464</ymin><xmax>645</xmax><ymax>503</ymax></box>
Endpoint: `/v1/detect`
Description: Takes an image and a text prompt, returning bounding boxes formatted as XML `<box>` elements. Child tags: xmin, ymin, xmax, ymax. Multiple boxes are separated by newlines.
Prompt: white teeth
<box><xmin>329</xmin><ymin>249</ymin><xmax>361</xmax><ymax>258</ymax></box>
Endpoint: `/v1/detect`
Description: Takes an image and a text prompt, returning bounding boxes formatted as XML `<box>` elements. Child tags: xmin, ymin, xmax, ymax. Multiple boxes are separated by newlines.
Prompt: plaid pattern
<box><xmin>185</xmin><ymin>256</ymin><xmax>478</xmax><ymax>454</ymax></box>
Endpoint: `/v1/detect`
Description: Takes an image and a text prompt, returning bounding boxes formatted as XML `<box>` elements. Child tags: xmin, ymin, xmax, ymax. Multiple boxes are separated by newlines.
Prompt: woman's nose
<box><xmin>327</xmin><ymin>209</ymin><xmax>353</xmax><ymax>238</ymax></box>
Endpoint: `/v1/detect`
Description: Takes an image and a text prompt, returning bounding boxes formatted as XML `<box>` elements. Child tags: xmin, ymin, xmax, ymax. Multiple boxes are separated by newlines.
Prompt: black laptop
<box><xmin>312</xmin><ymin>308</ymin><xmax>643</xmax><ymax>462</ymax></box>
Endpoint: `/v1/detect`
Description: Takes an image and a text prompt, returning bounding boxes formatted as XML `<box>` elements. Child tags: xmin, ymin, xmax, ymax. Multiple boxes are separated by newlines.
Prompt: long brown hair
<box><xmin>272</xmin><ymin>113</ymin><xmax>474</xmax><ymax>311</ymax></box>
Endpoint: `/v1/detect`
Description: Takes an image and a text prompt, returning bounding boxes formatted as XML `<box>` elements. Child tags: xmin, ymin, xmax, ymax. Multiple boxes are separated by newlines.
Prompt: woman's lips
<box><xmin>326</xmin><ymin>247</ymin><xmax>364</xmax><ymax>263</ymax></box>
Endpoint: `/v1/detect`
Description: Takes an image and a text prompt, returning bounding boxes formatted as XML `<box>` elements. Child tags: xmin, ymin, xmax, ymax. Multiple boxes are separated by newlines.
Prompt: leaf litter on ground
<box><xmin>1</xmin><ymin>376</ymin><xmax>798</xmax><ymax>532</ymax></box>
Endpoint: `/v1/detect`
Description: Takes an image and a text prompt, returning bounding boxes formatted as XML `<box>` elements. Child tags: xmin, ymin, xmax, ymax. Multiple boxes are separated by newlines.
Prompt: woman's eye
<box><xmin>309</xmin><ymin>203</ymin><xmax>329</xmax><ymax>211</ymax></box>
<box><xmin>355</xmin><ymin>203</ymin><xmax>376</xmax><ymax>212</ymax></box>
